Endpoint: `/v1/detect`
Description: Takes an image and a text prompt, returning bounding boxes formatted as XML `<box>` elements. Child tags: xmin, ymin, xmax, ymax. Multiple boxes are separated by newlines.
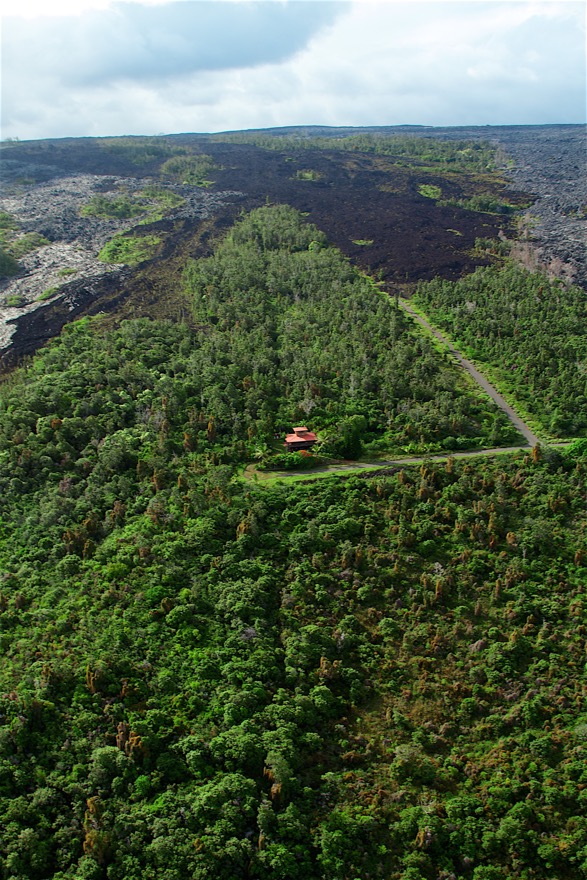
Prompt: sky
<box><xmin>1</xmin><ymin>0</ymin><xmax>585</xmax><ymax>141</ymax></box>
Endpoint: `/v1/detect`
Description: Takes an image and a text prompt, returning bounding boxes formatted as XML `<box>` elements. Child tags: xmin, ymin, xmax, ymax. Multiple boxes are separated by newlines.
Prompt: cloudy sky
<box><xmin>1</xmin><ymin>0</ymin><xmax>585</xmax><ymax>140</ymax></box>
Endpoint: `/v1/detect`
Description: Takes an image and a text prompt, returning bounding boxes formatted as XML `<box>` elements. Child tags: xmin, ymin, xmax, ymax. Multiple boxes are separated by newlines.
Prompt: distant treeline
<box><xmin>211</xmin><ymin>132</ymin><xmax>496</xmax><ymax>172</ymax></box>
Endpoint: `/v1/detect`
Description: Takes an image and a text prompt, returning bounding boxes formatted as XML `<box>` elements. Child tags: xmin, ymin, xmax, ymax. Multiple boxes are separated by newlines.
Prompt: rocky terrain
<box><xmin>0</xmin><ymin>124</ymin><xmax>584</xmax><ymax>368</ymax></box>
<box><xmin>497</xmin><ymin>126</ymin><xmax>586</xmax><ymax>286</ymax></box>
<box><xmin>0</xmin><ymin>158</ymin><xmax>243</xmax><ymax>360</ymax></box>
<box><xmin>458</xmin><ymin>125</ymin><xmax>586</xmax><ymax>287</ymax></box>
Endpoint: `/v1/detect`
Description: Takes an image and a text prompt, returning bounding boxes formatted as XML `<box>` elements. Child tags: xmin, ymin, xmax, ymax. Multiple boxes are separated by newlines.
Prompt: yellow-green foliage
<box><xmin>9</xmin><ymin>233</ymin><xmax>50</xmax><ymax>258</ymax></box>
<box><xmin>81</xmin><ymin>194</ymin><xmax>146</xmax><ymax>220</ymax></box>
<box><xmin>294</xmin><ymin>169</ymin><xmax>322</xmax><ymax>181</ymax></box>
<box><xmin>38</xmin><ymin>287</ymin><xmax>60</xmax><ymax>301</ymax></box>
<box><xmin>418</xmin><ymin>183</ymin><xmax>442</xmax><ymax>199</ymax></box>
<box><xmin>4</xmin><ymin>292</ymin><xmax>23</xmax><ymax>306</ymax></box>
<box><xmin>98</xmin><ymin>233</ymin><xmax>161</xmax><ymax>265</ymax></box>
<box><xmin>439</xmin><ymin>192</ymin><xmax>524</xmax><ymax>215</ymax></box>
<box><xmin>0</xmin><ymin>211</ymin><xmax>49</xmax><ymax>267</ymax></box>
<box><xmin>140</xmin><ymin>185</ymin><xmax>185</xmax><ymax>209</ymax></box>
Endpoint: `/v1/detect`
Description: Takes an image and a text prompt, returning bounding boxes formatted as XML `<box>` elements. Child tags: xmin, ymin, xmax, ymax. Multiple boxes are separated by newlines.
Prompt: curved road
<box><xmin>399</xmin><ymin>298</ymin><xmax>540</xmax><ymax>446</ymax></box>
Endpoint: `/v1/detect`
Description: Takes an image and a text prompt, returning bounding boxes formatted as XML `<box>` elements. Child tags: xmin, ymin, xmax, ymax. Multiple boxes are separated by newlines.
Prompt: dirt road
<box><xmin>399</xmin><ymin>299</ymin><xmax>540</xmax><ymax>447</ymax></box>
<box><xmin>243</xmin><ymin>445</ymin><xmax>546</xmax><ymax>484</ymax></box>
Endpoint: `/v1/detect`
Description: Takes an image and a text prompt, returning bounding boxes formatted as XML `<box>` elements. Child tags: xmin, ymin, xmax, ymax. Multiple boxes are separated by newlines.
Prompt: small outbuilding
<box><xmin>284</xmin><ymin>426</ymin><xmax>318</xmax><ymax>452</ymax></box>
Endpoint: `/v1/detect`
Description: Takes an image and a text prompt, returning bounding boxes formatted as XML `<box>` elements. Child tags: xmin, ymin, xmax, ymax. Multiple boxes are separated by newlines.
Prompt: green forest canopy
<box><xmin>182</xmin><ymin>204</ymin><xmax>516</xmax><ymax>458</ymax></box>
<box><xmin>0</xmin><ymin>206</ymin><xmax>586</xmax><ymax>880</ymax></box>
<box><xmin>414</xmin><ymin>264</ymin><xmax>587</xmax><ymax>437</ymax></box>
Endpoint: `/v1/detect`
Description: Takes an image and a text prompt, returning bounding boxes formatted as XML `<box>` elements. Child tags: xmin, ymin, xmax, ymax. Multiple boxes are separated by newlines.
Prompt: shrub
<box><xmin>0</xmin><ymin>248</ymin><xmax>19</xmax><ymax>278</ymax></box>
<box><xmin>98</xmin><ymin>234</ymin><xmax>161</xmax><ymax>265</ymax></box>
<box><xmin>160</xmin><ymin>154</ymin><xmax>216</xmax><ymax>186</ymax></box>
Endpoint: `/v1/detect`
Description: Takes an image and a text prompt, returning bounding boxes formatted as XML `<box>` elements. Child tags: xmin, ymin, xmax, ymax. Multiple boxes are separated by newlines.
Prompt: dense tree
<box><xmin>183</xmin><ymin>204</ymin><xmax>517</xmax><ymax>458</ymax></box>
<box><xmin>414</xmin><ymin>262</ymin><xmax>587</xmax><ymax>436</ymax></box>
<box><xmin>0</xmin><ymin>207</ymin><xmax>585</xmax><ymax>879</ymax></box>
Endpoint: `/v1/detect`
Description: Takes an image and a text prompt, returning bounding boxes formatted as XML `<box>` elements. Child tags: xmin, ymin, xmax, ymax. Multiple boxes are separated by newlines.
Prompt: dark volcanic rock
<box><xmin>0</xmin><ymin>124</ymin><xmax>584</xmax><ymax>369</ymax></box>
<box><xmin>417</xmin><ymin>124</ymin><xmax>587</xmax><ymax>288</ymax></box>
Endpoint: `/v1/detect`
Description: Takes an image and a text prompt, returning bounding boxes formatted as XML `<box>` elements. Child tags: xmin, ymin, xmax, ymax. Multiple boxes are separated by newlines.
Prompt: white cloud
<box><xmin>1</xmin><ymin>0</ymin><xmax>196</xmax><ymax>18</ymax></box>
<box><xmin>3</xmin><ymin>2</ymin><xmax>347</xmax><ymax>87</ymax></box>
<box><xmin>1</xmin><ymin>1</ymin><xmax>584</xmax><ymax>139</ymax></box>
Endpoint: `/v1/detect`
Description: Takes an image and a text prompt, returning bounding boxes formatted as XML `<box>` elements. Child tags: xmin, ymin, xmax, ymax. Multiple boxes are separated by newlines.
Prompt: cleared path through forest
<box><xmin>244</xmin><ymin>299</ymin><xmax>547</xmax><ymax>483</ymax></box>
<box><xmin>244</xmin><ymin>445</ymin><xmax>533</xmax><ymax>483</ymax></box>
<box><xmin>399</xmin><ymin>298</ymin><xmax>540</xmax><ymax>447</ymax></box>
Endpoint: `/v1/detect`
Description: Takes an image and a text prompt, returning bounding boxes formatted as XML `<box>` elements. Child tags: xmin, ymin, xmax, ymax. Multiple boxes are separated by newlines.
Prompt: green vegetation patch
<box><xmin>0</xmin><ymin>249</ymin><xmax>19</xmax><ymax>279</ymax></box>
<box><xmin>418</xmin><ymin>183</ymin><xmax>442</xmax><ymax>199</ymax></box>
<box><xmin>0</xmin><ymin>311</ymin><xmax>584</xmax><ymax>879</ymax></box>
<box><xmin>473</xmin><ymin>237</ymin><xmax>511</xmax><ymax>257</ymax></box>
<box><xmin>98</xmin><ymin>233</ymin><xmax>161</xmax><ymax>265</ymax></box>
<box><xmin>213</xmin><ymin>131</ymin><xmax>497</xmax><ymax>172</ymax></box>
<box><xmin>81</xmin><ymin>194</ymin><xmax>147</xmax><ymax>220</ymax></box>
<box><xmin>8</xmin><ymin>232</ymin><xmax>50</xmax><ymax>259</ymax></box>
<box><xmin>160</xmin><ymin>154</ymin><xmax>217</xmax><ymax>186</ymax></box>
<box><xmin>414</xmin><ymin>262</ymin><xmax>587</xmax><ymax>437</ymax></box>
<box><xmin>0</xmin><ymin>211</ymin><xmax>19</xmax><ymax>232</ymax></box>
<box><xmin>81</xmin><ymin>186</ymin><xmax>185</xmax><ymax>223</ymax></box>
<box><xmin>415</xmin><ymin>183</ymin><xmax>528</xmax><ymax>217</ymax></box>
<box><xmin>439</xmin><ymin>192</ymin><xmax>524</xmax><ymax>215</ymax></box>
<box><xmin>38</xmin><ymin>286</ymin><xmax>60</xmax><ymax>302</ymax></box>
<box><xmin>140</xmin><ymin>185</ymin><xmax>185</xmax><ymax>209</ymax></box>
<box><xmin>0</xmin><ymin>211</ymin><xmax>50</xmax><ymax>272</ymax></box>
<box><xmin>97</xmin><ymin>135</ymin><xmax>189</xmax><ymax>165</ymax></box>
<box><xmin>293</xmin><ymin>169</ymin><xmax>323</xmax><ymax>181</ymax></box>
<box><xmin>417</xmin><ymin>186</ymin><xmax>521</xmax><ymax>215</ymax></box>
<box><xmin>4</xmin><ymin>292</ymin><xmax>24</xmax><ymax>307</ymax></box>
<box><xmin>352</xmin><ymin>238</ymin><xmax>374</xmax><ymax>246</ymax></box>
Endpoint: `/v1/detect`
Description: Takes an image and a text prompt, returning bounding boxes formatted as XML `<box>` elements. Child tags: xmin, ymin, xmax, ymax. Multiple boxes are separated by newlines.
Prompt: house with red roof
<box><xmin>284</xmin><ymin>426</ymin><xmax>318</xmax><ymax>452</ymax></box>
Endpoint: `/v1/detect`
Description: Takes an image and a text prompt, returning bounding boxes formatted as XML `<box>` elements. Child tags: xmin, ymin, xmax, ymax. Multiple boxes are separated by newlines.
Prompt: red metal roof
<box><xmin>285</xmin><ymin>430</ymin><xmax>317</xmax><ymax>444</ymax></box>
